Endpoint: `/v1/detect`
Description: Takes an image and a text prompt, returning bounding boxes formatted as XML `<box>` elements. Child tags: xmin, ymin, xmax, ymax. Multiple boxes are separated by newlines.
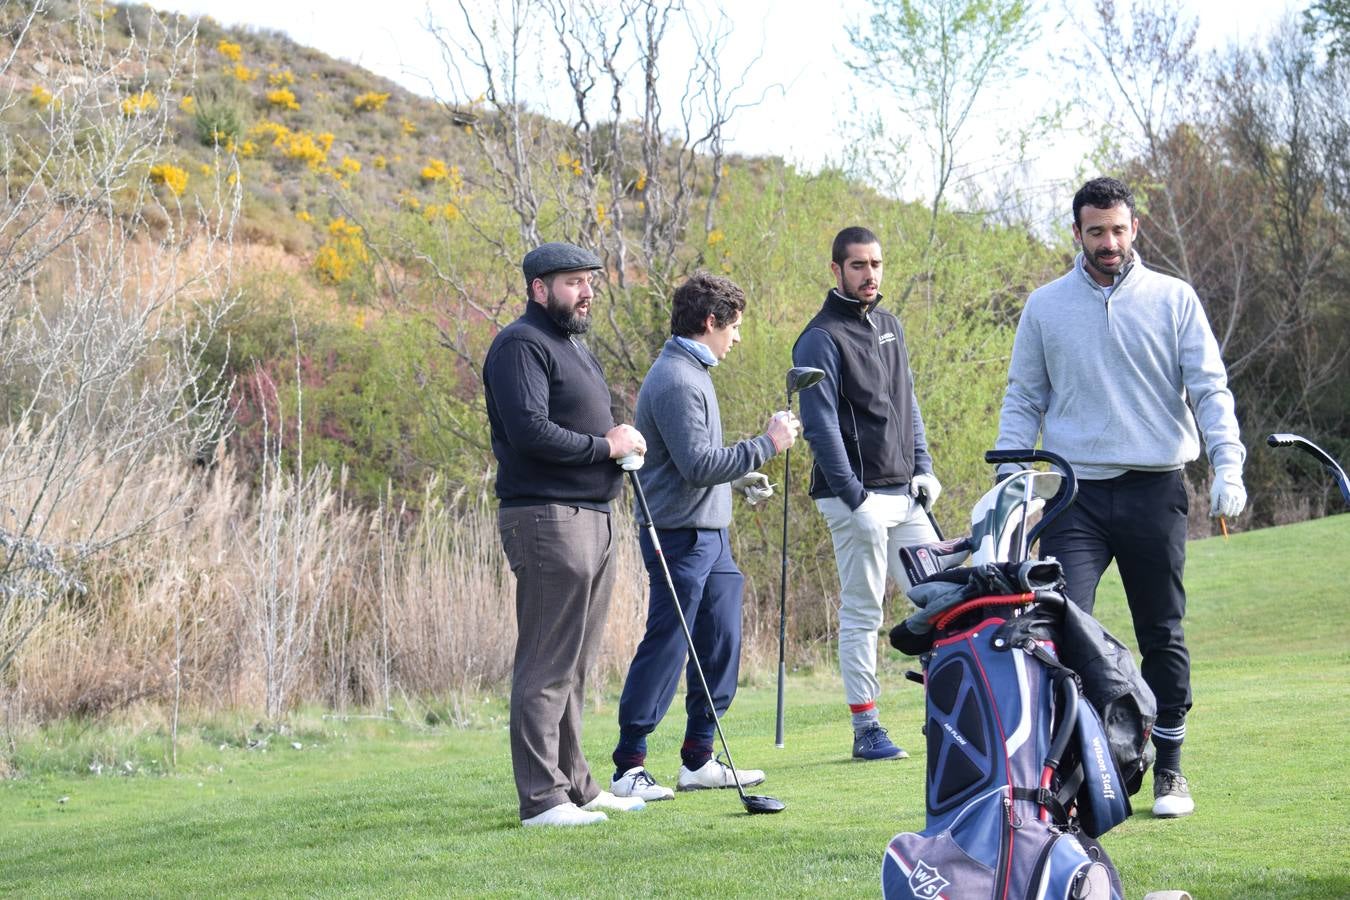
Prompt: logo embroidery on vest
<box><xmin>878</xmin><ymin>331</ymin><xmax>897</xmax><ymax>345</ymax></box>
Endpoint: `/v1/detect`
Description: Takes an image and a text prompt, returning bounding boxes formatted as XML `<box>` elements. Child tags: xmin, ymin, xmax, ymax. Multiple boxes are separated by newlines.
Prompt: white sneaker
<box><xmin>1152</xmin><ymin>769</ymin><xmax>1196</xmax><ymax>818</ymax></box>
<box><xmin>521</xmin><ymin>802</ymin><xmax>607</xmax><ymax>827</ymax></box>
<box><xmin>581</xmin><ymin>790</ymin><xmax>646</xmax><ymax>812</ymax></box>
<box><xmin>676</xmin><ymin>757</ymin><xmax>765</xmax><ymax>791</ymax></box>
<box><xmin>611</xmin><ymin>766</ymin><xmax>675</xmax><ymax>801</ymax></box>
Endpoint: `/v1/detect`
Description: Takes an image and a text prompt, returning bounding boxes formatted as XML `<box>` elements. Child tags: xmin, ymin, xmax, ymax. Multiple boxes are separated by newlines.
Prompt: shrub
<box><xmin>120</xmin><ymin>91</ymin><xmax>159</xmax><ymax>116</ymax></box>
<box><xmin>312</xmin><ymin>218</ymin><xmax>369</xmax><ymax>285</ymax></box>
<box><xmin>352</xmin><ymin>91</ymin><xmax>390</xmax><ymax>112</ymax></box>
<box><xmin>265</xmin><ymin>88</ymin><xmax>299</xmax><ymax>111</ymax></box>
<box><xmin>216</xmin><ymin>39</ymin><xmax>242</xmax><ymax>62</ymax></box>
<box><xmin>194</xmin><ymin>102</ymin><xmax>242</xmax><ymax>146</ymax></box>
<box><xmin>148</xmin><ymin>163</ymin><xmax>189</xmax><ymax>196</ymax></box>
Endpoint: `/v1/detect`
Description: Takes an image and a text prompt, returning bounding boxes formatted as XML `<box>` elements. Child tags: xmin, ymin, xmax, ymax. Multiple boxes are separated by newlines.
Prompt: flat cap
<box><xmin>522</xmin><ymin>242</ymin><xmax>602</xmax><ymax>287</ymax></box>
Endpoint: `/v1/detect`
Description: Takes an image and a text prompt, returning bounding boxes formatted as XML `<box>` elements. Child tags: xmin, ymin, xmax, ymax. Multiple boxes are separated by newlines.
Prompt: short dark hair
<box><xmin>832</xmin><ymin>226</ymin><xmax>880</xmax><ymax>266</ymax></box>
<box><xmin>1072</xmin><ymin>177</ymin><xmax>1135</xmax><ymax>227</ymax></box>
<box><xmin>670</xmin><ymin>271</ymin><xmax>746</xmax><ymax>338</ymax></box>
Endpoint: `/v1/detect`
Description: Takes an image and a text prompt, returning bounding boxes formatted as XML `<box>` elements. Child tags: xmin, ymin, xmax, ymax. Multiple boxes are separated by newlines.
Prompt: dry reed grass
<box><xmin>3</xmin><ymin>454</ymin><xmax>653</xmax><ymax>727</ymax></box>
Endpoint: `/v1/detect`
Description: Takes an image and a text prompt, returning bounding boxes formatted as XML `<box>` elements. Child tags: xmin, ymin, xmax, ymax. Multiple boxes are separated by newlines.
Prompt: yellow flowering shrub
<box><xmin>397</xmin><ymin>190</ymin><xmax>421</xmax><ymax>211</ymax></box>
<box><xmin>635</xmin><ymin>172</ymin><xmax>648</xmax><ymax>191</ymax></box>
<box><xmin>424</xmin><ymin>202</ymin><xmax>462</xmax><ymax>222</ymax></box>
<box><xmin>149</xmin><ymin>163</ymin><xmax>188</xmax><ymax>196</ymax></box>
<box><xmin>230</xmin><ymin>64</ymin><xmax>257</xmax><ymax>83</ymax></box>
<box><xmin>267</xmin><ymin>70</ymin><xmax>296</xmax><ymax>87</ymax></box>
<box><xmin>372</xmin><ymin>155</ymin><xmax>387</xmax><ymax>170</ymax></box>
<box><xmin>179</xmin><ymin>95</ymin><xmax>196</xmax><ymax>113</ymax></box>
<box><xmin>216</xmin><ymin>40</ymin><xmax>242</xmax><ymax>62</ymax></box>
<box><xmin>313</xmin><ymin>218</ymin><xmax>370</xmax><ymax>285</ymax></box>
<box><xmin>30</xmin><ymin>85</ymin><xmax>56</xmax><ymax>108</ymax></box>
<box><xmin>317</xmin><ymin>133</ymin><xmax>334</xmax><ymax>153</ymax></box>
<box><xmin>120</xmin><ymin>91</ymin><xmax>160</xmax><ymax>116</ymax></box>
<box><xmin>352</xmin><ymin>91</ymin><xmax>390</xmax><ymax>112</ymax></box>
<box><xmin>339</xmin><ymin>156</ymin><xmax>361</xmax><ymax>176</ymax></box>
<box><xmin>198</xmin><ymin>163</ymin><xmax>213</xmax><ymax>177</ymax></box>
<box><xmin>420</xmin><ymin>158</ymin><xmax>449</xmax><ymax>182</ymax></box>
<box><xmin>707</xmin><ymin>228</ymin><xmax>725</xmax><ymax>246</ymax></box>
<box><xmin>238</xmin><ymin>140</ymin><xmax>257</xmax><ymax>158</ymax></box>
<box><xmin>400</xmin><ymin>118</ymin><xmax>417</xmax><ymax>136</ymax></box>
<box><xmin>296</xmin><ymin>210</ymin><xmax>313</xmax><ymax>223</ymax></box>
<box><xmin>266</xmin><ymin>88</ymin><xmax>300</xmax><ymax>111</ymax></box>
<box><xmin>556</xmin><ymin>152</ymin><xmax>583</xmax><ymax>177</ymax></box>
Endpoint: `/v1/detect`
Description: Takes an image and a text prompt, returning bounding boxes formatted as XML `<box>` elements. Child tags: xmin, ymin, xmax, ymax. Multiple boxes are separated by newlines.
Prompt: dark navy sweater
<box><xmin>483</xmin><ymin>302</ymin><xmax>620</xmax><ymax>508</ymax></box>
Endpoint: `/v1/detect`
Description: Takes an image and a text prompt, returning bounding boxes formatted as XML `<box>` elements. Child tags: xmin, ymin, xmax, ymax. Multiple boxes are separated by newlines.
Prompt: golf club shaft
<box><xmin>775</xmin><ymin>394</ymin><xmax>792</xmax><ymax>748</ymax></box>
<box><xmin>627</xmin><ymin>469</ymin><xmax>753</xmax><ymax>804</ymax></box>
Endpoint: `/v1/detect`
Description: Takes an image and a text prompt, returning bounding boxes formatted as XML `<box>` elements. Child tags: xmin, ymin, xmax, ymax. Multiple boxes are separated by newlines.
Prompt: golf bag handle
<box><xmin>983</xmin><ymin>448</ymin><xmax>1078</xmax><ymax>551</ymax></box>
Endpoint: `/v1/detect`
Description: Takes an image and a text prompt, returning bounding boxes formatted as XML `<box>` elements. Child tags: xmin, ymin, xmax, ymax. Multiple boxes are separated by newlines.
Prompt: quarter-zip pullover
<box><xmin>997</xmin><ymin>253</ymin><xmax>1244</xmax><ymax>479</ymax></box>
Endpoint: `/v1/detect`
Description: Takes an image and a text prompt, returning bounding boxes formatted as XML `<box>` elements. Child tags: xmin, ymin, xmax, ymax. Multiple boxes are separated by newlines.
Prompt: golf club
<box><xmin>776</xmin><ymin>366</ymin><xmax>825</xmax><ymax>748</ymax></box>
<box><xmin>915</xmin><ymin>487</ymin><xmax>943</xmax><ymax>541</ymax></box>
<box><xmin>1267</xmin><ymin>432</ymin><xmax>1350</xmax><ymax>506</ymax></box>
<box><xmin>620</xmin><ymin>456</ymin><xmax>785</xmax><ymax>815</ymax></box>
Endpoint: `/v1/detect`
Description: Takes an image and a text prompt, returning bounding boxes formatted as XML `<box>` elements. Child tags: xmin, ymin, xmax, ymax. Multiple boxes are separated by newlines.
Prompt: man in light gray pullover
<box><xmin>996</xmin><ymin>177</ymin><xmax>1248</xmax><ymax>820</ymax></box>
<box><xmin>609</xmin><ymin>272</ymin><xmax>800</xmax><ymax>801</ymax></box>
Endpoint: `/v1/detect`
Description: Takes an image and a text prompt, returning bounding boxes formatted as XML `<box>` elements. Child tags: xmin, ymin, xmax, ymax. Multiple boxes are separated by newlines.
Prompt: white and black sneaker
<box><xmin>676</xmin><ymin>756</ymin><xmax>765</xmax><ymax>791</ymax></box>
<box><xmin>1152</xmin><ymin>769</ymin><xmax>1195</xmax><ymax>818</ymax></box>
<box><xmin>611</xmin><ymin>766</ymin><xmax>674</xmax><ymax>801</ymax></box>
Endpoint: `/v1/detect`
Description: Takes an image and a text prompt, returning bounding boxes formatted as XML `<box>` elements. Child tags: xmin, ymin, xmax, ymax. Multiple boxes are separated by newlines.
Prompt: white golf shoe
<box><xmin>1152</xmin><ymin>769</ymin><xmax>1195</xmax><ymax>818</ymax></box>
<box><xmin>521</xmin><ymin>802</ymin><xmax>607</xmax><ymax>827</ymax></box>
<box><xmin>581</xmin><ymin>790</ymin><xmax>646</xmax><ymax>812</ymax></box>
<box><xmin>611</xmin><ymin>766</ymin><xmax>675</xmax><ymax>801</ymax></box>
<box><xmin>676</xmin><ymin>757</ymin><xmax>765</xmax><ymax>791</ymax></box>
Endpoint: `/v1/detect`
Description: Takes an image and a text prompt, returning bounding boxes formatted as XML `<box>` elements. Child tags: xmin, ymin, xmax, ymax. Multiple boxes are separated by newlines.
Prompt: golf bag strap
<box><xmin>933</xmin><ymin>593</ymin><xmax>1034</xmax><ymax>630</ymax></box>
<box><xmin>1012</xmin><ymin>787</ymin><xmax>1071</xmax><ymax>825</ymax></box>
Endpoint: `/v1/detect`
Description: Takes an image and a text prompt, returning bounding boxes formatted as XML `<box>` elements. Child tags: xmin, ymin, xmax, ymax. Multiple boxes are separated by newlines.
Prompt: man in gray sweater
<box><xmin>996</xmin><ymin>177</ymin><xmax>1248</xmax><ymax>819</ymax></box>
<box><xmin>609</xmin><ymin>272</ymin><xmax>799</xmax><ymax>801</ymax></box>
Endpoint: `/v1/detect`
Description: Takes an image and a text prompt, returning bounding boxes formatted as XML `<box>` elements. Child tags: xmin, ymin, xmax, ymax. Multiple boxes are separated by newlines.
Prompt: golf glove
<box><xmin>617</xmin><ymin>453</ymin><xmax>645</xmax><ymax>472</ymax></box>
<box><xmin>1210</xmin><ymin>464</ymin><xmax>1246</xmax><ymax>518</ymax></box>
<box><xmin>910</xmin><ymin>472</ymin><xmax>941</xmax><ymax>511</ymax></box>
<box><xmin>731</xmin><ymin>471</ymin><xmax>774</xmax><ymax>506</ymax></box>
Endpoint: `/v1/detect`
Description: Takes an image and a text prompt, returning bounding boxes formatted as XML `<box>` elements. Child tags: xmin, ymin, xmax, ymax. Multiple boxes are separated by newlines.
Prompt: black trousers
<box><xmin>1038</xmin><ymin>469</ymin><xmax>1191</xmax><ymax>727</ymax></box>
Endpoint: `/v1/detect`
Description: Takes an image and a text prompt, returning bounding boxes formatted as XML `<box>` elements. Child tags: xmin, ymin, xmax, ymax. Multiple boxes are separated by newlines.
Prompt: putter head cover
<box><xmin>617</xmin><ymin>453</ymin><xmax>644</xmax><ymax>471</ymax></box>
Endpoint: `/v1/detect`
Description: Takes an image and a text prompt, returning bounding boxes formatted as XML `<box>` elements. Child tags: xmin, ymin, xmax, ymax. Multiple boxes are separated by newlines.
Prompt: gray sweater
<box><xmin>634</xmin><ymin>339</ymin><xmax>777</xmax><ymax>529</ymax></box>
<box><xmin>996</xmin><ymin>254</ymin><xmax>1245</xmax><ymax>480</ymax></box>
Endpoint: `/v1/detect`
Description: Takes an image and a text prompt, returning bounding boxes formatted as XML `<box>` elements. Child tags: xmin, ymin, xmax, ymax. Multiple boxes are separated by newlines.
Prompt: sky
<box><xmin>153</xmin><ymin>0</ymin><xmax>1296</xmax><ymax>220</ymax></box>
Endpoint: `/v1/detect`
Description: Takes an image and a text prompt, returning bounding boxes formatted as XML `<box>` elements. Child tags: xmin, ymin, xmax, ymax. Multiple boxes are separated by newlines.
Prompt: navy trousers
<box><xmin>614</xmin><ymin>527</ymin><xmax>744</xmax><ymax>768</ymax></box>
<box><xmin>1038</xmin><ymin>469</ymin><xmax>1192</xmax><ymax>728</ymax></box>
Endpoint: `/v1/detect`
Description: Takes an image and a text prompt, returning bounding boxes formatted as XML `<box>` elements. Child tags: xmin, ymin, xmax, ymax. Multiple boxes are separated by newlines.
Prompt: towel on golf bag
<box><xmin>890</xmin><ymin>560</ymin><xmax>1066</xmax><ymax>656</ymax></box>
<box><xmin>995</xmin><ymin>595</ymin><xmax>1157</xmax><ymax>798</ymax></box>
<box><xmin>882</xmin><ymin>790</ymin><xmax>1121</xmax><ymax>900</ymax></box>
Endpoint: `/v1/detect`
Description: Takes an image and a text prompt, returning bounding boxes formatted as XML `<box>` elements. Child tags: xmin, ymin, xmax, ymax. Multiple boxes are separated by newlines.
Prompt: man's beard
<box><xmin>546</xmin><ymin>290</ymin><xmax>591</xmax><ymax>334</ymax></box>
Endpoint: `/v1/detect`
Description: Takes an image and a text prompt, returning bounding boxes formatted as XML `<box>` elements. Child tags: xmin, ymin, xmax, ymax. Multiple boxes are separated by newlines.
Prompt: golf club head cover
<box><xmin>898</xmin><ymin>537</ymin><xmax>972</xmax><ymax>587</ymax></box>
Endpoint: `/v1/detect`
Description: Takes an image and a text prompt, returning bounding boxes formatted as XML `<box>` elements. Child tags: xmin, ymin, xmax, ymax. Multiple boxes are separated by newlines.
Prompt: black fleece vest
<box><xmin>800</xmin><ymin>291</ymin><xmax>916</xmax><ymax>497</ymax></box>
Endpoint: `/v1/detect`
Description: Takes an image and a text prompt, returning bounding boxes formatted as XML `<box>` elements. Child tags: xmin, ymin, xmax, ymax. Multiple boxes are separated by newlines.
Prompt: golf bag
<box><xmin>882</xmin><ymin>450</ymin><xmax>1154</xmax><ymax>900</ymax></box>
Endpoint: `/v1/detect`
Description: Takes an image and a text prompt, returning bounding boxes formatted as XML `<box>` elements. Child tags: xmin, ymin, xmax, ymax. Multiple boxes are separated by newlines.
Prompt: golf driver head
<box><xmin>786</xmin><ymin>366</ymin><xmax>825</xmax><ymax>395</ymax></box>
<box><xmin>742</xmin><ymin>794</ymin><xmax>786</xmax><ymax>814</ymax></box>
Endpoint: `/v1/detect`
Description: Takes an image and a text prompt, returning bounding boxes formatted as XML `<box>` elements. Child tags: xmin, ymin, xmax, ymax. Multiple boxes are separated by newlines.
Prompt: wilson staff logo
<box><xmin>909</xmin><ymin>860</ymin><xmax>949</xmax><ymax>899</ymax></box>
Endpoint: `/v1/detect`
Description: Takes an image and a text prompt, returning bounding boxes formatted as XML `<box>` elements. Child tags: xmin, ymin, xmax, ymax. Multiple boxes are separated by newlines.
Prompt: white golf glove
<box><xmin>731</xmin><ymin>471</ymin><xmax>774</xmax><ymax>506</ymax></box>
<box><xmin>910</xmin><ymin>472</ymin><xmax>941</xmax><ymax>511</ymax></box>
<box><xmin>617</xmin><ymin>453</ymin><xmax>645</xmax><ymax>472</ymax></box>
<box><xmin>1210</xmin><ymin>464</ymin><xmax>1246</xmax><ymax>518</ymax></box>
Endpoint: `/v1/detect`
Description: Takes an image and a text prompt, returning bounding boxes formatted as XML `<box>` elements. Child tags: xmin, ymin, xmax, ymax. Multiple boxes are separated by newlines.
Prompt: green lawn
<box><xmin>2</xmin><ymin>516</ymin><xmax>1347</xmax><ymax>898</ymax></box>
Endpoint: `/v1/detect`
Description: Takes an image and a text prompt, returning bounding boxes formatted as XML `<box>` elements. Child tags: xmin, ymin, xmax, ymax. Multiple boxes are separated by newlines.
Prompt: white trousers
<box><xmin>817</xmin><ymin>491</ymin><xmax>938</xmax><ymax>707</ymax></box>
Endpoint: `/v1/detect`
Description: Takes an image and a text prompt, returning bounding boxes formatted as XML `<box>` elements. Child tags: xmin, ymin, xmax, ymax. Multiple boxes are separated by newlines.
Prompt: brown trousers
<box><xmin>497</xmin><ymin>503</ymin><xmax>616</xmax><ymax>820</ymax></box>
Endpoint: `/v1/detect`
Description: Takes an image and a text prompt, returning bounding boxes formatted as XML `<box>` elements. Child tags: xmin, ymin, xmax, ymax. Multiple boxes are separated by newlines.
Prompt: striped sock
<box><xmin>1152</xmin><ymin>720</ymin><xmax>1186</xmax><ymax>773</ymax></box>
<box><xmin>850</xmin><ymin>700</ymin><xmax>879</xmax><ymax>734</ymax></box>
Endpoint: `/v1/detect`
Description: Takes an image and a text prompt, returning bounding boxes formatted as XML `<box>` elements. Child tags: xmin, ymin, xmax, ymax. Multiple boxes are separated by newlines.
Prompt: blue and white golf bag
<box><xmin>882</xmin><ymin>451</ymin><xmax>1154</xmax><ymax>900</ymax></box>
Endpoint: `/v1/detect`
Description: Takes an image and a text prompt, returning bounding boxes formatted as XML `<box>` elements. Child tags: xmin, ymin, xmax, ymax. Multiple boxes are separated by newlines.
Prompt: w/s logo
<box><xmin>909</xmin><ymin>860</ymin><xmax>949</xmax><ymax>899</ymax></box>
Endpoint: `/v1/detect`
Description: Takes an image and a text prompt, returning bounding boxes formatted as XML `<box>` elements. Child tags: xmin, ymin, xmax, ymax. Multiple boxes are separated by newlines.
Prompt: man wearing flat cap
<box><xmin>484</xmin><ymin>242</ymin><xmax>648</xmax><ymax>827</ymax></box>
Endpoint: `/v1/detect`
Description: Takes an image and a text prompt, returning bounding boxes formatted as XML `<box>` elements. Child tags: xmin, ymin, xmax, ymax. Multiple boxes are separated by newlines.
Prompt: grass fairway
<box><xmin>2</xmin><ymin>516</ymin><xmax>1347</xmax><ymax>898</ymax></box>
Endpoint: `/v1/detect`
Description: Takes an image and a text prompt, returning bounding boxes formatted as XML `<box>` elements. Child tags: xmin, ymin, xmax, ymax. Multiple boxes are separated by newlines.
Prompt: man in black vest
<box><xmin>792</xmin><ymin>227</ymin><xmax>941</xmax><ymax>761</ymax></box>
<box><xmin>484</xmin><ymin>242</ymin><xmax>647</xmax><ymax>827</ymax></box>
